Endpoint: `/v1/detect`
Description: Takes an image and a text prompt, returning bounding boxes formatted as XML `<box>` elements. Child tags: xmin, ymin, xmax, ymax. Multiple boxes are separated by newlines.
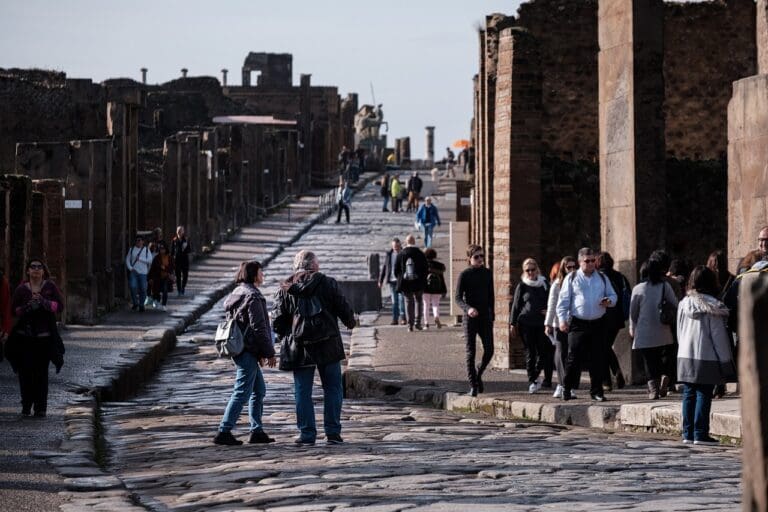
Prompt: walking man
<box><xmin>378</xmin><ymin>237</ymin><xmax>406</xmax><ymax>325</ymax></box>
<box><xmin>272</xmin><ymin>250</ymin><xmax>356</xmax><ymax>445</ymax></box>
<box><xmin>335</xmin><ymin>180</ymin><xmax>352</xmax><ymax>224</ymax></box>
<box><xmin>556</xmin><ymin>247</ymin><xmax>617</xmax><ymax>402</ymax></box>
<box><xmin>416</xmin><ymin>197</ymin><xmax>441</xmax><ymax>249</ymax></box>
<box><xmin>171</xmin><ymin>226</ymin><xmax>191</xmax><ymax>296</ymax></box>
<box><xmin>455</xmin><ymin>244</ymin><xmax>494</xmax><ymax>396</ymax></box>
<box><xmin>125</xmin><ymin>235</ymin><xmax>153</xmax><ymax>312</ymax></box>
<box><xmin>394</xmin><ymin>234</ymin><xmax>428</xmax><ymax>331</ymax></box>
<box><xmin>406</xmin><ymin>172</ymin><xmax>423</xmax><ymax>213</ymax></box>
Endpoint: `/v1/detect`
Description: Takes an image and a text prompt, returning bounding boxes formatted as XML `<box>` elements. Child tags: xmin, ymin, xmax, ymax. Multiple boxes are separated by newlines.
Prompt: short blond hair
<box><xmin>522</xmin><ymin>258</ymin><xmax>539</xmax><ymax>272</ymax></box>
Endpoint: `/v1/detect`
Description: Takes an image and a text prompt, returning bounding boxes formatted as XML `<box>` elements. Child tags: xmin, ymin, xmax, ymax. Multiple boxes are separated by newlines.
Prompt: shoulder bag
<box><xmin>658</xmin><ymin>282</ymin><xmax>677</xmax><ymax>326</ymax></box>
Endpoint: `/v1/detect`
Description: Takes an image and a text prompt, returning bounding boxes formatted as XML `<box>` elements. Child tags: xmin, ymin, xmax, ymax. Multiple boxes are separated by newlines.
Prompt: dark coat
<box><xmin>425</xmin><ymin>259</ymin><xmax>447</xmax><ymax>295</ymax></box>
<box><xmin>224</xmin><ymin>283</ymin><xmax>275</xmax><ymax>359</ymax></box>
<box><xmin>394</xmin><ymin>246</ymin><xmax>428</xmax><ymax>293</ymax></box>
<box><xmin>148</xmin><ymin>253</ymin><xmax>175</xmax><ymax>292</ymax></box>
<box><xmin>603</xmin><ymin>268</ymin><xmax>631</xmax><ymax>331</ymax></box>
<box><xmin>378</xmin><ymin>248</ymin><xmax>400</xmax><ymax>286</ymax></box>
<box><xmin>171</xmin><ymin>236</ymin><xmax>192</xmax><ymax>267</ymax></box>
<box><xmin>509</xmin><ymin>278</ymin><xmax>549</xmax><ymax>327</ymax></box>
<box><xmin>272</xmin><ymin>271</ymin><xmax>356</xmax><ymax>370</ymax></box>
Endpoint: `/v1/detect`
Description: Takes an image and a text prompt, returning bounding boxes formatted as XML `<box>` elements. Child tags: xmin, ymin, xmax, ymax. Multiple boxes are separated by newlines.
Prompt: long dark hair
<box><xmin>235</xmin><ymin>261</ymin><xmax>262</xmax><ymax>284</ymax></box>
<box><xmin>688</xmin><ymin>265</ymin><xmax>719</xmax><ymax>297</ymax></box>
<box><xmin>646</xmin><ymin>258</ymin><xmax>664</xmax><ymax>285</ymax></box>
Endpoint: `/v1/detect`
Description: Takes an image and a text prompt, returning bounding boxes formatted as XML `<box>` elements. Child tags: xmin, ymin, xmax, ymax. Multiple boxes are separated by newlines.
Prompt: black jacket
<box><xmin>171</xmin><ymin>236</ymin><xmax>192</xmax><ymax>267</ymax></box>
<box><xmin>394</xmin><ymin>246</ymin><xmax>428</xmax><ymax>293</ymax></box>
<box><xmin>407</xmin><ymin>176</ymin><xmax>423</xmax><ymax>194</ymax></box>
<box><xmin>455</xmin><ymin>266</ymin><xmax>495</xmax><ymax>320</ymax></box>
<box><xmin>425</xmin><ymin>259</ymin><xmax>447</xmax><ymax>295</ymax></box>
<box><xmin>509</xmin><ymin>279</ymin><xmax>549</xmax><ymax>327</ymax></box>
<box><xmin>603</xmin><ymin>268</ymin><xmax>631</xmax><ymax>331</ymax></box>
<box><xmin>224</xmin><ymin>283</ymin><xmax>275</xmax><ymax>358</ymax></box>
<box><xmin>272</xmin><ymin>271</ymin><xmax>356</xmax><ymax>370</ymax></box>
<box><xmin>379</xmin><ymin>248</ymin><xmax>399</xmax><ymax>286</ymax></box>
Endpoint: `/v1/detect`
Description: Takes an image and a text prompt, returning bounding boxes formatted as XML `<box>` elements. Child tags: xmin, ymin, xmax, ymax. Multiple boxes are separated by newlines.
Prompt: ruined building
<box><xmin>471</xmin><ymin>0</ymin><xmax>757</xmax><ymax>374</ymax></box>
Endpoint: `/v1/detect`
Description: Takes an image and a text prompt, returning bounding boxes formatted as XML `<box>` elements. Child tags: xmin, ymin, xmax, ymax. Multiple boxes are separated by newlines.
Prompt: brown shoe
<box><xmin>659</xmin><ymin>375</ymin><xmax>670</xmax><ymax>398</ymax></box>
<box><xmin>435</xmin><ymin>318</ymin><xmax>442</xmax><ymax>329</ymax></box>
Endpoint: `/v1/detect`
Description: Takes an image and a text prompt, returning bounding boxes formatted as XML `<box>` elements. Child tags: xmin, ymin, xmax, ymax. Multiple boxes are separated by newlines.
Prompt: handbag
<box><xmin>214</xmin><ymin>315</ymin><xmax>245</xmax><ymax>358</ymax></box>
<box><xmin>658</xmin><ymin>282</ymin><xmax>677</xmax><ymax>326</ymax></box>
<box><xmin>278</xmin><ymin>335</ymin><xmax>305</xmax><ymax>371</ymax></box>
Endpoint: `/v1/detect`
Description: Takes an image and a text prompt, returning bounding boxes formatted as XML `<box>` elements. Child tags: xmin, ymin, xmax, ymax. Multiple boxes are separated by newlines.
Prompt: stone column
<box><xmin>140</xmin><ymin>68</ymin><xmax>147</xmax><ymax>84</ymax></box>
<box><xmin>394</xmin><ymin>138</ymin><xmax>402</xmax><ymax>166</ymax></box>
<box><xmin>425</xmin><ymin>126</ymin><xmax>435</xmax><ymax>166</ymax></box>
<box><xmin>33</xmin><ymin>180</ymin><xmax>66</xmax><ymax>297</ymax></box>
<box><xmin>181</xmin><ymin>68</ymin><xmax>188</xmax><ymax>78</ymax></box>
<box><xmin>598</xmin><ymin>0</ymin><xmax>666</xmax><ymax>281</ymax></box>
<box><xmin>221</xmin><ymin>69</ymin><xmax>228</xmax><ymax>87</ymax></box>
<box><xmin>759</xmin><ymin>0</ymin><xmax>768</xmax><ymax>75</ymax></box>
<box><xmin>401</xmin><ymin>137</ymin><xmax>411</xmax><ymax>166</ymax></box>
<box><xmin>491</xmin><ymin>27</ymin><xmax>542</xmax><ymax>370</ymax></box>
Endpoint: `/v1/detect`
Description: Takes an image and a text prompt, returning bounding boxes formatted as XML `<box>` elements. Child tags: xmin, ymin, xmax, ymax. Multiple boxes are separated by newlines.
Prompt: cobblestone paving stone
<box><xmin>100</xmin><ymin>178</ymin><xmax>742</xmax><ymax>511</ymax></box>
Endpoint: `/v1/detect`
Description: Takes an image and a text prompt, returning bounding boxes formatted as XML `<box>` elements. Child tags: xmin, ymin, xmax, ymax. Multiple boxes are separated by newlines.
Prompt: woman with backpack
<box><xmin>509</xmin><ymin>258</ymin><xmax>552</xmax><ymax>393</ymax></box>
<box><xmin>214</xmin><ymin>261</ymin><xmax>277</xmax><ymax>446</ymax></box>
<box><xmin>422</xmin><ymin>248</ymin><xmax>447</xmax><ymax>329</ymax></box>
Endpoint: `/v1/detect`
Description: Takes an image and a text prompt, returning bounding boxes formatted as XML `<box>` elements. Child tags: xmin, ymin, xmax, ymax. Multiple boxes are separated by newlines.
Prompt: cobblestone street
<box><xmin>96</xmin><ymin>179</ymin><xmax>742</xmax><ymax>511</ymax></box>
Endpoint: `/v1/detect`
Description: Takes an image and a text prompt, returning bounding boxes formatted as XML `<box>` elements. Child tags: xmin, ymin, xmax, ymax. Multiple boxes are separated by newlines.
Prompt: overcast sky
<box><xmin>0</xmin><ymin>0</ymin><xmax>526</xmax><ymax>158</ymax></box>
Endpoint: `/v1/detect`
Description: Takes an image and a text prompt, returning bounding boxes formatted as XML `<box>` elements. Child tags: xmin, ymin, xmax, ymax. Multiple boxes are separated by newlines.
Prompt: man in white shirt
<box><xmin>556</xmin><ymin>247</ymin><xmax>617</xmax><ymax>401</ymax></box>
<box><xmin>125</xmin><ymin>235</ymin><xmax>154</xmax><ymax>312</ymax></box>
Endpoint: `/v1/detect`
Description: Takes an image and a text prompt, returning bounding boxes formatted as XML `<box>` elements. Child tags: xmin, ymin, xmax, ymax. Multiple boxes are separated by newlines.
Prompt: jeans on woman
<box><xmin>128</xmin><ymin>271</ymin><xmax>148</xmax><ymax>307</ymax></box>
<box><xmin>219</xmin><ymin>351</ymin><xmax>266</xmax><ymax>433</ymax></box>
<box><xmin>293</xmin><ymin>361</ymin><xmax>343</xmax><ymax>442</ymax></box>
<box><xmin>681</xmin><ymin>383</ymin><xmax>715</xmax><ymax>441</ymax></box>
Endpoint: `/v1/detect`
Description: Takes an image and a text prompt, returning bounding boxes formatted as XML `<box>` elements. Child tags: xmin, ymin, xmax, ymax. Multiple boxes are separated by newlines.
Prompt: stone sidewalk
<box><xmin>0</xmin><ymin>173</ymin><xmax>377</xmax><ymax>511</ymax></box>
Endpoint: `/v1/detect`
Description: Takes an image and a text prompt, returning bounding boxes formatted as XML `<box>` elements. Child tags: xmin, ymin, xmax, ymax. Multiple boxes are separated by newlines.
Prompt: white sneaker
<box><xmin>553</xmin><ymin>385</ymin><xmax>564</xmax><ymax>398</ymax></box>
<box><xmin>160</xmin><ymin>305</ymin><xmax>167</xmax><ymax>312</ymax></box>
<box><xmin>534</xmin><ymin>379</ymin><xmax>543</xmax><ymax>392</ymax></box>
<box><xmin>528</xmin><ymin>382</ymin><xmax>537</xmax><ymax>394</ymax></box>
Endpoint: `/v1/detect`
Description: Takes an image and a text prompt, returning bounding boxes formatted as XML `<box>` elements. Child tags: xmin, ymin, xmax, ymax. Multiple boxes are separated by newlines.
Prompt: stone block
<box><xmin>336</xmin><ymin>280</ymin><xmax>381</xmax><ymax>313</ymax></box>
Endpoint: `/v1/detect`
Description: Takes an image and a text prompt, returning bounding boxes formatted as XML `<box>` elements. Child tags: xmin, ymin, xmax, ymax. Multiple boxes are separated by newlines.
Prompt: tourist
<box><xmin>380</xmin><ymin>174</ymin><xmax>391</xmax><ymax>212</ymax></box>
<box><xmin>706</xmin><ymin>250</ymin><xmax>735</xmax><ymax>300</ymax></box>
<box><xmin>444</xmin><ymin>147</ymin><xmax>456</xmax><ymax>178</ymax></box>
<box><xmin>596</xmin><ymin>251</ymin><xmax>630</xmax><ymax>391</ymax></box>
<box><xmin>455</xmin><ymin>244</ymin><xmax>494</xmax><ymax>397</ymax></box>
<box><xmin>214</xmin><ymin>261</ymin><xmax>277</xmax><ymax>446</ymax></box>
<box><xmin>334</xmin><ymin>179</ymin><xmax>352</xmax><ymax>224</ymax></box>
<box><xmin>148</xmin><ymin>242</ymin><xmax>174</xmax><ymax>312</ymax></box>
<box><xmin>415</xmin><ymin>197</ymin><xmax>441</xmax><ymax>249</ymax></box>
<box><xmin>406</xmin><ymin>171</ymin><xmax>423</xmax><ymax>213</ymax></box>
<box><xmin>545</xmin><ymin>256</ymin><xmax>578</xmax><ymax>399</ymax></box>
<box><xmin>667</xmin><ymin>259</ymin><xmax>691</xmax><ymax>296</ymax></box>
<box><xmin>390</xmin><ymin>175</ymin><xmax>402</xmax><ymax>213</ymax></box>
<box><xmin>556</xmin><ymin>247</ymin><xmax>617</xmax><ymax>402</ymax></box>
<box><xmin>272</xmin><ymin>250</ymin><xmax>356</xmax><ymax>445</ymax></box>
<box><xmin>5</xmin><ymin>259</ymin><xmax>64</xmax><ymax>417</ymax></box>
<box><xmin>510</xmin><ymin>258</ymin><xmax>552</xmax><ymax>393</ymax></box>
<box><xmin>394</xmin><ymin>234</ymin><xmax>428</xmax><ymax>331</ymax></box>
<box><xmin>422</xmin><ymin>248</ymin><xmax>447</xmax><ymax>329</ymax></box>
<box><xmin>629</xmin><ymin>258</ymin><xmax>679</xmax><ymax>399</ymax></box>
<box><xmin>171</xmin><ymin>226</ymin><xmax>191</xmax><ymax>296</ymax></box>
<box><xmin>677</xmin><ymin>265</ymin><xmax>736</xmax><ymax>445</ymax></box>
<box><xmin>337</xmin><ymin>145</ymin><xmax>350</xmax><ymax>172</ymax></box>
<box><xmin>125</xmin><ymin>235</ymin><xmax>153</xmax><ymax>312</ymax></box>
<box><xmin>355</xmin><ymin>147</ymin><xmax>365</xmax><ymax>172</ymax></box>
<box><xmin>378</xmin><ymin>237</ymin><xmax>406</xmax><ymax>326</ymax></box>
<box><xmin>651</xmin><ymin>250</ymin><xmax>683</xmax><ymax>300</ymax></box>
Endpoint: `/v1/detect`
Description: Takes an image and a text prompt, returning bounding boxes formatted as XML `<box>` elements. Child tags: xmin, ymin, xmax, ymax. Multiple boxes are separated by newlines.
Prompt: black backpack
<box><xmin>403</xmin><ymin>257</ymin><xmax>419</xmax><ymax>281</ymax></box>
<box><xmin>292</xmin><ymin>295</ymin><xmax>336</xmax><ymax>345</ymax></box>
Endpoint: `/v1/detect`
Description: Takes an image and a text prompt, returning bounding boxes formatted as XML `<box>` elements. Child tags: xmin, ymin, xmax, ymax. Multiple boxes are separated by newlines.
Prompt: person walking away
<box><xmin>272</xmin><ymin>250</ymin><xmax>356</xmax><ymax>445</ymax></box>
<box><xmin>148</xmin><ymin>242</ymin><xmax>174</xmax><ymax>312</ymax></box>
<box><xmin>378</xmin><ymin>238</ymin><xmax>406</xmax><ymax>325</ymax></box>
<box><xmin>445</xmin><ymin>147</ymin><xmax>456</xmax><ymax>178</ymax></box>
<box><xmin>125</xmin><ymin>235</ymin><xmax>153</xmax><ymax>312</ymax></box>
<box><xmin>380</xmin><ymin>174</ymin><xmax>391</xmax><ymax>212</ymax></box>
<box><xmin>556</xmin><ymin>247</ymin><xmax>617</xmax><ymax>402</ymax></box>
<box><xmin>214</xmin><ymin>261</ymin><xmax>277</xmax><ymax>445</ymax></box>
<box><xmin>545</xmin><ymin>257</ymin><xmax>578</xmax><ymax>399</ymax></box>
<box><xmin>629</xmin><ymin>258</ymin><xmax>679</xmax><ymax>399</ymax></box>
<box><xmin>422</xmin><ymin>248</ymin><xmax>447</xmax><ymax>329</ymax></box>
<box><xmin>390</xmin><ymin>175</ymin><xmax>402</xmax><ymax>213</ymax></box>
<box><xmin>596</xmin><ymin>251</ymin><xmax>630</xmax><ymax>391</ymax></box>
<box><xmin>6</xmin><ymin>260</ymin><xmax>64</xmax><ymax>417</ymax></box>
<box><xmin>335</xmin><ymin>180</ymin><xmax>352</xmax><ymax>224</ymax></box>
<box><xmin>171</xmin><ymin>225</ymin><xmax>192</xmax><ymax>296</ymax></box>
<box><xmin>416</xmin><ymin>197</ymin><xmax>441</xmax><ymax>249</ymax></box>
<box><xmin>406</xmin><ymin>172</ymin><xmax>423</xmax><ymax>213</ymax></box>
<box><xmin>455</xmin><ymin>244</ymin><xmax>494</xmax><ymax>397</ymax></box>
<box><xmin>394</xmin><ymin>235</ymin><xmax>428</xmax><ymax>331</ymax></box>
<box><xmin>510</xmin><ymin>258</ymin><xmax>553</xmax><ymax>393</ymax></box>
<box><xmin>677</xmin><ymin>266</ymin><xmax>736</xmax><ymax>445</ymax></box>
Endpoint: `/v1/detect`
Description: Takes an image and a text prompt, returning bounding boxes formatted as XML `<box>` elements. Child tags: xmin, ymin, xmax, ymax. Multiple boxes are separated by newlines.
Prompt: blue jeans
<box><xmin>388</xmin><ymin>282</ymin><xmax>405</xmax><ymax>321</ymax></box>
<box><xmin>383</xmin><ymin>195</ymin><xmax>390</xmax><ymax>210</ymax></box>
<box><xmin>219</xmin><ymin>351</ymin><xmax>266</xmax><ymax>433</ymax></box>
<box><xmin>293</xmin><ymin>361</ymin><xmax>343</xmax><ymax>441</ymax></box>
<box><xmin>128</xmin><ymin>271</ymin><xmax>148</xmax><ymax>307</ymax></box>
<box><xmin>681</xmin><ymin>383</ymin><xmax>714</xmax><ymax>441</ymax></box>
<box><xmin>423</xmin><ymin>224</ymin><xmax>436</xmax><ymax>248</ymax></box>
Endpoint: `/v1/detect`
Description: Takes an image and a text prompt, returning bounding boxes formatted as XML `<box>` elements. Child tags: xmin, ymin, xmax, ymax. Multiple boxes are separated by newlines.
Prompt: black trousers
<box><xmin>464</xmin><ymin>315</ymin><xmax>494</xmax><ymax>387</ymax></box>
<box><xmin>603</xmin><ymin>326</ymin><xmax>622</xmax><ymax>382</ymax></box>
<box><xmin>564</xmin><ymin>317</ymin><xmax>606</xmax><ymax>396</ymax></box>
<box><xmin>175</xmin><ymin>263</ymin><xmax>189</xmax><ymax>294</ymax></box>
<box><xmin>152</xmin><ymin>278</ymin><xmax>171</xmax><ymax>305</ymax></box>
<box><xmin>519</xmin><ymin>324</ymin><xmax>553</xmax><ymax>384</ymax></box>
<box><xmin>336</xmin><ymin>200</ymin><xmax>350</xmax><ymax>222</ymax></box>
<box><xmin>639</xmin><ymin>345</ymin><xmax>667</xmax><ymax>382</ymax></box>
<box><xmin>404</xmin><ymin>290</ymin><xmax>423</xmax><ymax>327</ymax></box>
<box><xmin>18</xmin><ymin>337</ymin><xmax>51</xmax><ymax>414</ymax></box>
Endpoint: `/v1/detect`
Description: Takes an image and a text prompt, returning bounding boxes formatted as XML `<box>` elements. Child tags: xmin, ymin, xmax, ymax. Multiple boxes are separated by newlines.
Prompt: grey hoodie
<box><xmin>224</xmin><ymin>283</ymin><xmax>275</xmax><ymax>358</ymax></box>
<box><xmin>676</xmin><ymin>292</ymin><xmax>735</xmax><ymax>385</ymax></box>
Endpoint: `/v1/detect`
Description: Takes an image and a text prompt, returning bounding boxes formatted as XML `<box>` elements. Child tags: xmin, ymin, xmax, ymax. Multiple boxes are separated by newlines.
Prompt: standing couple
<box><xmin>213</xmin><ymin>250</ymin><xmax>356</xmax><ymax>446</ymax></box>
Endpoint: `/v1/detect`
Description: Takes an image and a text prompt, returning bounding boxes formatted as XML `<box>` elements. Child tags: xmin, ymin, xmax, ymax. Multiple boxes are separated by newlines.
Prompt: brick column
<box><xmin>491</xmin><ymin>28</ymin><xmax>542</xmax><ymax>370</ymax></box>
<box><xmin>598</xmin><ymin>0</ymin><xmax>666</xmax><ymax>281</ymax></box>
<box><xmin>0</xmin><ymin>175</ymin><xmax>32</xmax><ymax>287</ymax></box>
<box><xmin>33</xmin><ymin>180</ymin><xmax>66</xmax><ymax>298</ymax></box>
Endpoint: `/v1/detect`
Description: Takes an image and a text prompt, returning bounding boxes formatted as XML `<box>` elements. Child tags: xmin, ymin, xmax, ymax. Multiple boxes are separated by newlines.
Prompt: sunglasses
<box><xmin>524</xmin><ymin>268</ymin><xmax>537</xmax><ymax>273</ymax></box>
<box><xmin>566</xmin><ymin>265</ymin><xmax>577</xmax><ymax>270</ymax></box>
<box><xmin>29</xmin><ymin>264</ymin><xmax>44</xmax><ymax>270</ymax></box>
<box><xmin>472</xmin><ymin>254</ymin><xmax>485</xmax><ymax>260</ymax></box>
<box><xmin>583</xmin><ymin>258</ymin><xmax>596</xmax><ymax>263</ymax></box>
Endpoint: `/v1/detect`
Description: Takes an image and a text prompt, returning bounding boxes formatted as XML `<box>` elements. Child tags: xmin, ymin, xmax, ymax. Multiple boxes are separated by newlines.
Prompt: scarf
<box><xmin>521</xmin><ymin>275</ymin><xmax>547</xmax><ymax>288</ymax></box>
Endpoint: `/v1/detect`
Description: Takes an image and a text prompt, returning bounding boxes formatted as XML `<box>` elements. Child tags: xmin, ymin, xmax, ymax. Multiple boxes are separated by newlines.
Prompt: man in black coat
<box><xmin>272</xmin><ymin>250</ymin><xmax>356</xmax><ymax>445</ymax></box>
<box><xmin>394</xmin><ymin>234</ymin><xmax>428</xmax><ymax>331</ymax></box>
<box><xmin>378</xmin><ymin>237</ymin><xmax>405</xmax><ymax>325</ymax></box>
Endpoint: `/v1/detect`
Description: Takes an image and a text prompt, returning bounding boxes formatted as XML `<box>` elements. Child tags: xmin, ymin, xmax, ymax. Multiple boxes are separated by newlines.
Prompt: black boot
<box><xmin>213</xmin><ymin>431</ymin><xmax>243</xmax><ymax>446</ymax></box>
<box><xmin>248</xmin><ymin>430</ymin><xmax>275</xmax><ymax>444</ymax></box>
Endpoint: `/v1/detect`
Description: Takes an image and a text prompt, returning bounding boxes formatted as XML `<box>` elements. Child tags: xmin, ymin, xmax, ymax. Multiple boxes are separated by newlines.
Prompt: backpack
<box><xmin>404</xmin><ymin>257</ymin><xmax>419</xmax><ymax>281</ymax></box>
<box><xmin>426</xmin><ymin>272</ymin><xmax>440</xmax><ymax>290</ymax></box>
<box><xmin>214</xmin><ymin>314</ymin><xmax>245</xmax><ymax>358</ymax></box>
<box><xmin>292</xmin><ymin>295</ymin><xmax>336</xmax><ymax>345</ymax></box>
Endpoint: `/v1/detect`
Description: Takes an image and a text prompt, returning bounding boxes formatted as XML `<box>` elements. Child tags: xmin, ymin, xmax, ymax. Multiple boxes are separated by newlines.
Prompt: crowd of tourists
<box><xmin>124</xmin><ymin>225</ymin><xmax>193</xmax><ymax>312</ymax></box>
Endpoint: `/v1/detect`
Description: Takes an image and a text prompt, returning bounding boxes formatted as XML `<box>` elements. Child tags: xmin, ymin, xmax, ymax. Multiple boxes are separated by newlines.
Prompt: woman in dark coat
<box><xmin>214</xmin><ymin>261</ymin><xmax>276</xmax><ymax>446</ymax></box>
<box><xmin>7</xmin><ymin>259</ymin><xmax>64</xmax><ymax>417</ymax></box>
<box><xmin>422</xmin><ymin>248</ymin><xmax>447</xmax><ymax>329</ymax></box>
<box><xmin>148</xmin><ymin>242</ymin><xmax>174</xmax><ymax>311</ymax></box>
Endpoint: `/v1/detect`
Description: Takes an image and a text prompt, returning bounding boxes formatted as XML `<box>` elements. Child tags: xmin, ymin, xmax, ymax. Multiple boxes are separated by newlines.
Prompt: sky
<box><xmin>0</xmin><ymin>0</ymin><xmax>525</xmax><ymax>159</ymax></box>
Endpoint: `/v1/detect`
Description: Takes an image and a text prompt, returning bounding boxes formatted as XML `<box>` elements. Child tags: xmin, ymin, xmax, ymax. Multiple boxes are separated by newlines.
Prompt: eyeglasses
<box><xmin>565</xmin><ymin>265</ymin><xmax>577</xmax><ymax>270</ymax></box>
<box><xmin>472</xmin><ymin>254</ymin><xmax>485</xmax><ymax>260</ymax></box>
<box><xmin>524</xmin><ymin>268</ymin><xmax>537</xmax><ymax>273</ymax></box>
<box><xmin>583</xmin><ymin>258</ymin><xmax>596</xmax><ymax>263</ymax></box>
<box><xmin>29</xmin><ymin>264</ymin><xmax>44</xmax><ymax>270</ymax></box>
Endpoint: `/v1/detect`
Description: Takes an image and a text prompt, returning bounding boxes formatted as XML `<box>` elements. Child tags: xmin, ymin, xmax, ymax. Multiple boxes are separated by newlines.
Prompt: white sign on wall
<box><xmin>64</xmin><ymin>200</ymin><xmax>82</xmax><ymax>209</ymax></box>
